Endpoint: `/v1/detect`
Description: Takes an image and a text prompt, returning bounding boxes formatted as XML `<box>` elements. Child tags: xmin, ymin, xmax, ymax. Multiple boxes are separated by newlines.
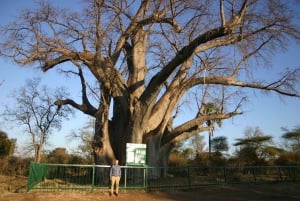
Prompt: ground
<box><xmin>1</xmin><ymin>175</ymin><xmax>300</xmax><ymax>201</ymax></box>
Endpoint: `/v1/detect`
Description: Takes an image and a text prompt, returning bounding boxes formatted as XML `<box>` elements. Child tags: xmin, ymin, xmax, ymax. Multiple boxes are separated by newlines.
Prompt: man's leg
<box><xmin>110</xmin><ymin>176</ymin><xmax>116</xmax><ymax>195</ymax></box>
<box><xmin>115</xmin><ymin>176</ymin><xmax>120</xmax><ymax>195</ymax></box>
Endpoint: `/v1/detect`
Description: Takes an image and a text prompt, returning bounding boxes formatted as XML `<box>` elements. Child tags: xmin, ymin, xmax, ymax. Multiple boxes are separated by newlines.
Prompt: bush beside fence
<box><xmin>27</xmin><ymin>162</ymin><xmax>300</xmax><ymax>191</ymax></box>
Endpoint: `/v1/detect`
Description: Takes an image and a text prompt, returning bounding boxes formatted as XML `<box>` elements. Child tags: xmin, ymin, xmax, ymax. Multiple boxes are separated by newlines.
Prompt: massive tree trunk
<box><xmin>147</xmin><ymin>135</ymin><xmax>173</xmax><ymax>178</ymax></box>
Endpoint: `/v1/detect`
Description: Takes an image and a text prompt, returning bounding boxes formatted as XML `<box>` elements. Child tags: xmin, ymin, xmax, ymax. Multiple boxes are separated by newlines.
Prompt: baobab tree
<box><xmin>0</xmin><ymin>0</ymin><xmax>299</xmax><ymax>171</ymax></box>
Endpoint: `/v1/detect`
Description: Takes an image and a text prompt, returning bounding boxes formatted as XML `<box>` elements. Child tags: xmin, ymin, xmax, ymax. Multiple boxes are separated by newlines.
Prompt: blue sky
<box><xmin>0</xmin><ymin>1</ymin><xmax>300</xmax><ymax>155</ymax></box>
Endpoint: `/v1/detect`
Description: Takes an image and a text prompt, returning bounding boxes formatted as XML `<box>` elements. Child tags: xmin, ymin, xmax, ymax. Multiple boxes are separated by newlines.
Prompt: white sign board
<box><xmin>126</xmin><ymin>143</ymin><xmax>147</xmax><ymax>166</ymax></box>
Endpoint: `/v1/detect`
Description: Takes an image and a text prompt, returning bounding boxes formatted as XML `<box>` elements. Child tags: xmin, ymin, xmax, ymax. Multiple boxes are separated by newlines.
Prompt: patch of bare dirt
<box><xmin>1</xmin><ymin>175</ymin><xmax>300</xmax><ymax>201</ymax></box>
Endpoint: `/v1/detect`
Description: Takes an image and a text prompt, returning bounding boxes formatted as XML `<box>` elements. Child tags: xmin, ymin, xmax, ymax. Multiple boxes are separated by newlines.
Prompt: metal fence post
<box><xmin>253</xmin><ymin>166</ymin><xmax>257</xmax><ymax>183</ymax></box>
<box><xmin>92</xmin><ymin>163</ymin><xmax>95</xmax><ymax>191</ymax></box>
<box><xmin>223</xmin><ymin>167</ymin><xmax>227</xmax><ymax>183</ymax></box>
<box><xmin>143</xmin><ymin>166</ymin><xmax>146</xmax><ymax>190</ymax></box>
<box><xmin>187</xmin><ymin>166</ymin><xmax>192</xmax><ymax>190</ymax></box>
<box><xmin>288</xmin><ymin>166</ymin><xmax>294</xmax><ymax>181</ymax></box>
<box><xmin>124</xmin><ymin>166</ymin><xmax>127</xmax><ymax>191</ymax></box>
<box><xmin>278</xmin><ymin>166</ymin><xmax>282</xmax><ymax>182</ymax></box>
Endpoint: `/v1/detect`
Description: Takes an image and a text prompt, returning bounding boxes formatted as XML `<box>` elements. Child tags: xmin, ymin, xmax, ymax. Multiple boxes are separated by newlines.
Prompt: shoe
<box><xmin>109</xmin><ymin>192</ymin><xmax>112</xmax><ymax>196</ymax></box>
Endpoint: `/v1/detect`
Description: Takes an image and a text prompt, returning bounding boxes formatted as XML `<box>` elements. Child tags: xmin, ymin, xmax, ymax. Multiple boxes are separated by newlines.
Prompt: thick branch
<box><xmin>111</xmin><ymin>0</ymin><xmax>149</xmax><ymax>63</ymax></box>
<box><xmin>162</xmin><ymin>111</ymin><xmax>241</xmax><ymax>146</ymax></box>
<box><xmin>41</xmin><ymin>51</ymin><xmax>94</xmax><ymax>72</ymax></box>
<box><xmin>77</xmin><ymin>67</ymin><xmax>97</xmax><ymax>112</ymax></box>
<box><xmin>54</xmin><ymin>99</ymin><xmax>97</xmax><ymax>116</ymax></box>
<box><xmin>146</xmin><ymin>58</ymin><xmax>192</xmax><ymax>133</ymax></box>
<box><xmin>141</xmin><ymin>1</ymin><xmax>251</xmax><ymax>106</ymax></box>
<box><xmin>141</xmin><ymin>26</ymin><xmax>228</xmax><ymax>106</ymax></box>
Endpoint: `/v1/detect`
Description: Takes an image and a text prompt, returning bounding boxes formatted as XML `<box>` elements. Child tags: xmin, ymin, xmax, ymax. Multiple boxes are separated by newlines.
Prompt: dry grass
<box><xmin>0</xmin><ymin>174</ymin><xmax>27</xmax><ymax>193</ymax></box>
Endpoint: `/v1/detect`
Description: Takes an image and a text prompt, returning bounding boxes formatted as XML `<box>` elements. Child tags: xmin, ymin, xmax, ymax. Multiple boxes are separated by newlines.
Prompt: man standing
<box><xmin>110</xmin><ymin>159</ymin><xmax>121</xmax><ymax>196</ymax></box>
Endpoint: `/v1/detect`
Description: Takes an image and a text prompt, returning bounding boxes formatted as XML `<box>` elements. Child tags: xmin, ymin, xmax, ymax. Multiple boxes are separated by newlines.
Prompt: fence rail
<box><xmin>27</xmin><ymin>162</ymin><xmax>300</xmax><ymax>191</ymax></box>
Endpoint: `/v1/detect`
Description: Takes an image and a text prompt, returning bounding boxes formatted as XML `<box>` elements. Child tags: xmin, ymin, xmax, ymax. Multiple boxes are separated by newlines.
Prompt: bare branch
<box><xmin>190</xmin><ymin>74</ymin><xmax>300</xmax><ymax>97</ymax></box>
<box><xmin>220</xmin><ymin>0</ymin><xmax>226</xmax><ymax>26</ymax></box>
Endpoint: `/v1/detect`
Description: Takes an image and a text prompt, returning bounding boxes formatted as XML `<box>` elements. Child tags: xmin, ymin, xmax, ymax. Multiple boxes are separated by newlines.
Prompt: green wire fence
<box><xmin>27</xmin><ymin>162</ymin><xmax>300</xmax><ymax>191</ymax></box>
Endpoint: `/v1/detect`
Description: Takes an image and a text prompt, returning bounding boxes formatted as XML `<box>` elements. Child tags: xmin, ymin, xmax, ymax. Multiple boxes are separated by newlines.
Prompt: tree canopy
<box><xmin>0</xmin><ymin>0</ymin><xmax>299</xmax><ymax>167</ymax></box>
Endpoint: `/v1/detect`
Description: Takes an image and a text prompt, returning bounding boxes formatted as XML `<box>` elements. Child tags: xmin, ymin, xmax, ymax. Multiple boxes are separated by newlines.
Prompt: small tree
<box><xmin>3</xmin><ymin>78</ymin><xmax>72</xmax><ymax>162</ymax></box>
<box><xmin>275</xmin><ymin>126</ymin><xmax>300</xmax><ymax>165</ymax></box>
<box><xmin>209</xmin><ymin>136</ymin><xmax>228</xmax><ymax>166</ymax></box>
<box><xmin>67</xmin><ymin>118</ymin><xmax>95</xmax><ymax>163</ymax></box>
<box><xmin>234</xmin><ymin>127</ymin><xmax>274</xmax><ymax>165</ymax></box>
<box><xmin>211</xmin><ymin>136</ymin><xmax>229</xmax><ymax>155</ymax></box>
<box><xmin>47</xmin><ymin>147</ymin><xmax>70</xmax><ymax>164</ymax></box>
<box><xmin>0</xmin><ymin>130</ymin><xmax>16</xmax><ymax>175</ymax></box>
<box><xmin>282</xmin><ymin>127</ymin><xmax>300</xmax><ymax>152</ymax></box>
<box><xmin>0</xmin><ymin>130</ymin><xmax>15</xmax><ymax>158</ymax></box>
